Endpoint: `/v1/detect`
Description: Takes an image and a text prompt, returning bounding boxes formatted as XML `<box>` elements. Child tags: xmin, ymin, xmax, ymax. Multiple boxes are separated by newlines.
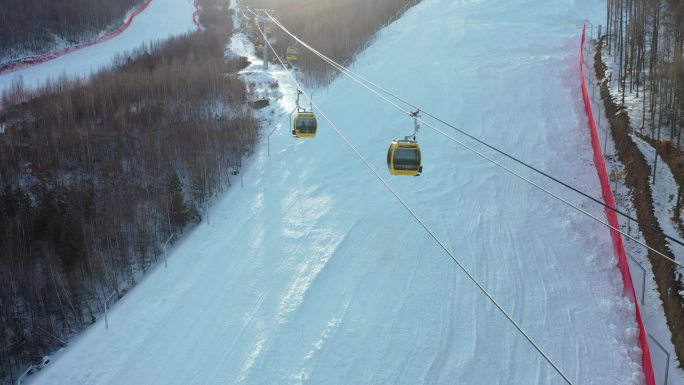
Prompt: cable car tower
<box><xmin>387</xmin><ymin>110</ymin><xmax>422</xmax><ymax>176</ymax></box>
<box><xmin>247</xmin><ymin>8</ymin><xmax>275</xmax><ymax>70</ymax></box>
<box><xmin>291</xmin><ymin>90</ymin><xmax>318</xmax><ymax>138</ymax></box>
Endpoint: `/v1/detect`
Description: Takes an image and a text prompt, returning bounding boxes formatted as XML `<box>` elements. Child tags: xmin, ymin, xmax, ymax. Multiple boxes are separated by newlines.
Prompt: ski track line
<box><xmin>204</xmin><ymin>293</ymin><xmax>266</xmax><ymax>385</ymax></box>
<box><xmin>394</xmin><ymin>242</ymin><xmax>435</xmax><ymax>383</ymax></box>
<box><xmin>296</xmin><ymin>302</ymin><xmax>350</xmax><ymax>384</ymax></box>
<box><xmin>423</xmin><ymin>264</ymin><xmax>456</xmax><ymax>384</ymax></box>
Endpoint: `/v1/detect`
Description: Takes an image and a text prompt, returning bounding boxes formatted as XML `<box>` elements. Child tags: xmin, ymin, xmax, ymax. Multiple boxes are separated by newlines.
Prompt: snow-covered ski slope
<box><xmin>0</xmin><ymin>0</ymin><xmax>197</xmax><ymax>95</ymax></box>
<box><xmin>29</xmin><ymin>0</ymin><xmax>649</xmax><ymax>384</ymax></box>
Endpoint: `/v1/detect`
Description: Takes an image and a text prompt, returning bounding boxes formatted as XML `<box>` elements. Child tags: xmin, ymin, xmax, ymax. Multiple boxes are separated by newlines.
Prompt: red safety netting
<box><xmin>0</xmin><ymin>0</ymin><xmax>203</xmax><ymax>76</ymax></box>
<box><xmin>579</xmin><ymin>24</ymin><xmax>656</xmax><ymax>385</ymax></box>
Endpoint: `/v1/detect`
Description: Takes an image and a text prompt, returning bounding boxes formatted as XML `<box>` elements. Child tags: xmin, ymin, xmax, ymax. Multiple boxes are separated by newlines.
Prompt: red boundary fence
<box><xmin>579</xmin><ymin>25</ymin><xmax>656</xmax><ymax>385</ymax></box>
<box><xmin>0</xmin><ymin>0</ymin><xmax>203</xmax><ymax>76</ymax></box>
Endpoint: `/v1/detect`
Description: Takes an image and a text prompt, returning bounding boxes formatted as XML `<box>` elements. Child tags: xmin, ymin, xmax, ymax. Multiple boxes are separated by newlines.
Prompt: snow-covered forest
<box><xmin>0</xmin><ymin>0</ymin><xmax>145</xmax><ymax>62</ymax></box>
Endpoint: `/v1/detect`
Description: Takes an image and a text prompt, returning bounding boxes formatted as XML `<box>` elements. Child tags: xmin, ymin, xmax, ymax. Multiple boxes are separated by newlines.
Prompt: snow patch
<box><xmin>277</xmin><ymin>229</ymin><xmax>341</xmax><ymax>324</ymax></box>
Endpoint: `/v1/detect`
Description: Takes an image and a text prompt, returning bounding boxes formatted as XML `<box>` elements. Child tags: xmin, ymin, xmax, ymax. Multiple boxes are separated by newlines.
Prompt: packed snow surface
<box><xmin>0</xmin><ymin>0</ymin><xmax>197</xmax><ymax>95</ymax></box>
<box><xmin>28</xmin><ymin>0</ymin><xmax>649</xmax><ymax>384</ymax></box>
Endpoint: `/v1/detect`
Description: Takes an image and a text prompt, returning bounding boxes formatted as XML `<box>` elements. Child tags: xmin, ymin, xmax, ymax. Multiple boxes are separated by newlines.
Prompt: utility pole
<box><xmin>104</xmin><ymin>292</ymin><xmax>116</xmax><ymax>329</ymax></box>
<box><xmin>163</xmin><ymin>234</ymin><xmax>174</xmax><ymax>268</ymax></box>
<box><xmin>263</xmin><ymin>28</ymin><xmax>269</xmax><ymax>71</ymax></box>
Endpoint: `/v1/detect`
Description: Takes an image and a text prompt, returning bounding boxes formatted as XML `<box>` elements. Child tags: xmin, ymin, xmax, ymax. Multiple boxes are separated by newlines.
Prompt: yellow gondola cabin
<box><xmin>293</xmin><ymin>112</ymin><xmax>318</xmax><ymax>138</ymax></box>
<box><xmin>387</xmin><ymin>140</ymin><xmax>422</xmax><ymax>176</ymax></box>
<box><xmin>286</xmin><ymin>46</ymin><xmax>299</xmax><ymax>61</ymax></box>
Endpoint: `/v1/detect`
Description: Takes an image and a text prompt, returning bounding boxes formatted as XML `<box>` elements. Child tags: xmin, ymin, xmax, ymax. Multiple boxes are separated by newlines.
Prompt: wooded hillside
<box><xmin>603</xmin><ymin>0</ymin><xmax>684</xmax><ymax>367</ymax></box>
<box><xmin>241</xmin><ymin>0</ymin><xmax>419</xmax><ymax>86</ymax></box>
<box><xmin>606</xmin><ymin>0</ymin><xmax>684</xmax><ymax>140</ymax></box>
<box><xmin>0</xmin><ymin>0</ymin><xmax>144</xmax><ymax>61</ymax></box>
